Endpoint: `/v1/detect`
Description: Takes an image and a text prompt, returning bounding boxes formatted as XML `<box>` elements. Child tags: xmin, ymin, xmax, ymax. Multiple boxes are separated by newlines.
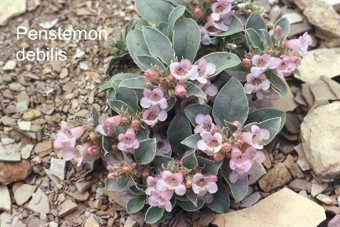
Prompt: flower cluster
<box><xmin>146</xmin><ymin>170</ymin><xmax>218</xmax><ymax>211</ymax></box>
<box><xmin>53</xmin><ymin>121</ymin><xmax>100</xmax><ymax>168</ymax></box>
<box><xmin>170</xmin><ymin>58</ymin><xmax>218</xmax><ymax>103</ymax></box>
<box><xmin>243</xmin><ymin>31</ymin><xmax>312</xmax><ymax>101</ymax></box>
<box><xmin>200</xmin><ymin>0</ymin><xmax>234</xmax><ymax>45</ymax></box>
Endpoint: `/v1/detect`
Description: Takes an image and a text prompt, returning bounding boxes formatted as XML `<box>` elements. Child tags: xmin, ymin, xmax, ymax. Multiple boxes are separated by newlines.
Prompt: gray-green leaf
<box><xmin>127</xmin><ymin>197</ymin><xmax>146</xmax><ymax>214</ymax></box>
<box><xmin>212</xmin><ymin>78</ymin><xmax>249</xmax><ymax>126</ymax></box>
<box><xmin>135</xmin><ymin>0</ymin><xmax>174</xmax><ymax>25</ymax></box>
<box><xmin>167</xmin><ymin>113</ymin><xmax>192</xmax><ymax>155</ymax></box>
<box><xmin>134</xmin><ymin>139</ymin><xmax>157</xmax><ymax>164</ymax></box>
<box><xmin>173</xmin><ymin>18</ymin><xmax>201</xmax><ymax>62</ymax></box>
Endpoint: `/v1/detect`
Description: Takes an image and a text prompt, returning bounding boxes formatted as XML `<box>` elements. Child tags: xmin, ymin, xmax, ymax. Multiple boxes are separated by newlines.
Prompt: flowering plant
<box><xmin>54</xmin><ymin>0</ymin><xmax>311</xmax><ymax>224</ymax></box>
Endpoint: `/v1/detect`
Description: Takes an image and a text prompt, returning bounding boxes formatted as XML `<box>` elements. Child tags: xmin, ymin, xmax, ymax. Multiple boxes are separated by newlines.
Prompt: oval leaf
<box><xmin>181</xmin><ymin>151</ymin><xmax>198</xmax><ymax>169</ymax></box>
<box><xmin>134</xmin><ymin>139</ymin><xmax>157</xmax><ymax>164</ymax></box>
<box><xmin>119</xmin><ymin>76</ymin><xmax>148</xmax><ymax>90</ymax></box>
<box><xmin>246</xmin><ymin>108</ymin><xmax>286</xmax><ymax>132</ymax></box>
<box><xmin>143</xmin><ymin>27</ymin><xmax>175</xmax><ymax>65</ymax></box>
<box><xmin>246</xmin><ymin>12</ymin><xmax>267</xmax><ymax>30</ymax></box>
<box><xmin>126</xmin><ymin>29</ymin><xmax>150</xmax><ymax>71</ymax></box>
<box><xmin>136</xmin><ymin>55</ymin><xmax>167</xmax><ymax>71</ymax></box>
<box><xmin>176</xmin><ymin>198</ymin><xmax>204</xmax><ymax>212</ymax></box>
<box><xmin>145</xmin><ymin>207</ymin><xmax>165</xmax><ymax>224</ymax></box>
<box><xmin>197</xmin><ymin>157</ymin><xmax>223</xmax><ymax>175</ymax></box>
<box><xmin>105</xmin><ymin>177</ymin><xmax>129</xmax><ymax>192</ymax></box>
<box><xmin>213</xmin><ymin>78</ymin><xmax>249</xmax><ymax>126</ymax></box>
<box><xmin>266</xmin><ymin>71</ymin><xmax>289</xmax><ymax>96</ymax></box>
<box><xmin>185</xmin><ymin>82</ymin><xmax>207</xmax><ymax>100</ymax></box>
<box><xmin>274</xmin><ymin>17</ymin><xmax>290</xmax><ymax>38</ymax></box>
<box><xmin>181</xmin><ymin>134</ymin><xmax>201</xmax><ymax>149</ymax></box>
<box><xmin>167</xmin><ymin>113</ymin><xmax>192</xmax><ymax>155</ymax></box>
<box><xmin>168</xmin><ymin>6</ymin><xmax>186</xmax><ymax>37</ymax></box>
<box><xmin>173</xmin><ymin>18</ymin><xmax>201</xmax><ymax>62</ymax></box>
<box><xmin>205</xmin><ymin>180</ymin><xmax>230</xmax><ymax>213</ymax></box>
<box><xmin>127</xmin><ymin>197</ymin><xmax>146</xmax><ymax>214</ymax></box>
<box><xmin>135</xmin><ymin>0</ymin><xmax>174</xmax><ymax>24</ymax></box>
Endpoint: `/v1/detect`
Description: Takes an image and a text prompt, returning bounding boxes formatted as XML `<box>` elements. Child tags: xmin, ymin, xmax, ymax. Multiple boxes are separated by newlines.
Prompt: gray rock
<box><xmin>0</xmin><ymin>186</ymin><xmax>11</xmax><ymax>213</ymax></box>
<box><xmin>13</xmin><ymin>182</ymin><xmax>37</xmax><ymax>206</ymax></box>
<box><xmin>50</xmin><ymin>158</ymin><xmax>66</xmax><ymax>180</ymax></box>
<box><xmin>0</xmin><ymin>144</ymin><xmax>21</xmax><ymax>162</ymax></box>
<box><xmin>301</xmin><ymin>102</ymin><xmax>340</xmax><ymax>181</ymax></box>
<box><xmin>27</xmin><ymin>188</ymin><xmax>50</xmax><ymax>214</ymax></box>
<box><xmin>240</xmin><ymin>192</ymin><xmax>261</xmax><ymax>208</ymax></box>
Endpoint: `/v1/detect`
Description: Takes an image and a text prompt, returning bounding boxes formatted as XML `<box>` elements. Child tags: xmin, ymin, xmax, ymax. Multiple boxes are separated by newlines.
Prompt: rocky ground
<box><xmin>0</xmin><ymin>0</ymin><xmax>340</xmax><ymax>227</ymax></box>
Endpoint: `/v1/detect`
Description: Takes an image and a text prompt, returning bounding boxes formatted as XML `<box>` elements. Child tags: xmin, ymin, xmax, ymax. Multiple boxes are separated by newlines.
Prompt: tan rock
<box><xmin>0</xmin><ymin>160</ymin><xmax>31</xmax><ymax>185</ymax></box>
<box><xmin>84</xmin><ymin>218</ymin><xmax>99</xmax><ymax>227</ymax></box>
<box><xmin>212</xmin><ymin>188</ymin><xmax>326</xmax><ymax>227</ymax></box>
<box><xmin>284</xmin><ymin>155</ymin><xmax>304</xmax><ymax>179</ymax></box>
<box><xmin>259</xmin><ymin>163</ymin><xmax>293</xmax><ymax>192</ymax></box>
<box><xmin>295</xmin><ymin>48</ymin><xmax>340</xmax><ymax>84</ymax></box>
<box><xmin>58</xmin><ymin>200</ymin><xmax>78</xmax><ymax>218</ymax></box>
<box><xmin>34</xmin><ymin>141</ymin><xmax>52</xmax><ymax>157</ymax></box>
<box><xmin>0</xmin><ymin>186</ymin><xmax>11</xmax><ymax>213</ymax></box>
<box><xmin>0</xmin><ymin>0</ymin><xmax>26</xmax><ymax>26</ymax></box>
<box><xmin>12</xmin><ymin>182</ymin><xmax>37</xmax><ymax>206</ymax></box>
<box><xmin>27</xmin><ymin>188</ymin><xmax>50</xmax><ymax>214</ymax></box>
<box><xmin>65</xmin><ymin>191</ymin><xmax>89</xmax><ymax>202</ymax></box>
<box><xmin>294</xmin><ymin>0</ymin><xmax>340</xmax><ymax>40</ymax></box>
<box><xmin>301</xmin><ymin>102</ymin><xmax>340</xmax><ymax>181</ymax></box>
<box><xmin>23</xmin><ymin>109</ymin><xmax>42</xmax><ymax>121</ymax></box>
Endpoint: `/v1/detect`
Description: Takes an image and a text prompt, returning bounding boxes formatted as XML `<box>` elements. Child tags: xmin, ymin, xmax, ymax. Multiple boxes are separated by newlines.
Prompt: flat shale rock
<box><xmin>0</xmin><ymin>160</ymin><xmax>31</xmax><ymax>185</ymax></box>
<box><xmin>259</xmin><ymin>163</ymin><xmax>293</xmax><ymax>192</ymax></box>
<box><xmin>295</xmin><ymin>48</ymin><xmax>340</xmax><ymax>84</ymax></box>
<box><xmin>294</xmin><ymin>0</ymin><xmax>340</xmax><ymax>41</ymax></box>
<box><xmin>58</xmin><ymin>200</ymin><xmax>78</xmax><ymax>218</ymax></box>
<box><xmin>212</xmin><ymin>188</ymin><xmax>326</xmax><ymax>227</ymax></box>
<box><xmin>0</xmin><ymin>186</ymin><xmax>11</xmax><ymax>213</ymax></box>
<box><xmin>0</xmin><ymin>0</ymin><xmax>26</xmax><ymax>26</ymax></box>
<box><xmin>27</xmin><ymin>188</ymin><xmax>50</xmax><ymax>214</ymax></box>
<box><xmin>12</xmin><ymin>182</ymin><xmax>37</xmax><ymax>206</ymax></box>
<box><xmin>301</xmin><ymin>102</ymin><xmax>340</xmax><ymax>181</ymax></box>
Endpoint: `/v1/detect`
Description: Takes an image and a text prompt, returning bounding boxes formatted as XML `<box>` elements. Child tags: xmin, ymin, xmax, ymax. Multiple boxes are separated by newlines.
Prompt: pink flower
<box><xmin>197</xmin><ymin>132</ymin><xmax>223</xmax><ymax>156</ymax></box>
<box><xmin>212</xmin><ymin>14</ymin><xmax>233</xmax><ymax>31</ymax></box>
<box><xmin>194</xmin><ymin>114</ymin><xmax>218</xmax><ymax>135</ymax></box>
<box><xmin>142</xmin><ymin>105</ymin><xmax>167</xmax><ymax>127</ymax></box>
<box><xmin>140</xmin><ymin>88</ymin><xmax>168</xmax><ymax>109</ymax></box>
<box><xmin>175</xmin><ymin>83</ymin><xmax>187</xmax><ymax>97</ymax></box>
<box><xmin>251</xmin><ymin>54</ymin><xmax>280</xmax><ymax>72</ymax></box>
<box><xmin>147</xmin><ymin>190</ymin><xmax>174</xmax><ymax>212</ymax></box>
<box><xmin>155</xmin><ymin>134</ymin><xmax>171</xmax><ymax>155</ymax></box>
<box><xmin>170</xmin><ymin>59</ymin><xmax>198</xmax><ymax>82</ymax></box>
<box><xmin>53</xmin><ymin>121</ymin><xmax>88</xmax><ymax>154</ymax></box>
<box><xmin>146</xmin><ymin>176</ymin><xmax>174</xmax><ymax>212</ymax></box>
<box><xmin>192</xmin><ymin>173</ymin><xmax>218</xmax><ymax>197</ymax></box>
<box><xmin>156</xmin><ymin>171</ymin><xmax>186</xmax><ymax>196</ymax></box>
<box><xmin>230</xmin><ymin>148</ymin><xmax>253</xmax><ymax>174</ymax></box>
<box><xmin>75</xmin><ymin>143</ymin><xmax>101</xmax><ymax>169</ymax></box>
<box><xmin>282</xmin><ymin>32</ymin><xmax>312</xmax><ymax>55</ymax></box>
<box><xmin>274</xmin><ymin>56</ymin><xmax>300</xmax><ymax>77</ymax></box>
<box><xmin>196</xmin><ymin>58</ymin><xmax>216</xmax><ymax>84</ymax></box>
<box><xmin>242</xmin><ymin>125</ymin><xmax>270</xmax><ymax>149</ymax></box>
<box><xmin>95</xmin><ymin>114</ymin><xmax>121</xmax><ymax>136</ymax></box>
<box><xmin>244</xmin><ymin>72</ymin><xmax>271</xmax><ymax>100</ymax></box>
<box><xmin>117</xmin><ymin>128</ymin><xmax>140</xmax><ymax>153</ymax></box>
<box><xmin>244</xmin><ymin>147</ymin><xmax>266</xmax><ymax>164</ymax></box>
<box><xmin>211</xmin><ymin>0</ymin><xmax>233</xmax><ymax>21</ymax></box>
<box><xmin>198</xmin><ymin>80</ymin><xmax>218</xmax><ymax>104</ymax></box>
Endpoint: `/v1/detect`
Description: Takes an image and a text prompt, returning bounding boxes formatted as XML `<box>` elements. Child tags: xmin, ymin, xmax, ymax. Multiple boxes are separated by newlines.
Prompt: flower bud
<box><xmin>230</xmin><ymin>43</ymin><xmax>238</xmax><ymax>50</ymax></box>
<box><xmin>107</xmin><ymin>164</ymin><xmax>113</xmax><ymax>171</ymax></box>
<box><xmin>237</xmin><ymin>139</ymin><xmax>244</xmax><ymax>147</ymax></box>
<box><xmin>221</xmin><ymin>143</ymin><xmax>232</xmax><ymax>153</ymax></box>
<box><xmin>233</xmin><ymin>120</ymin><xmax>242</xmax><ymax>128</ymax></box>
<box><xmin>136</xmin><ymin>168</ymin><xmax>143</xmax><ymax>178</ymax></box>
<box><xmin>194</xmin><ymin>7</ymin><xmax>203</xmax><ymax>19</ymax></box>
<box><xmin>142</xmin><ymin>168</ymin><xmax>150</xmax><ymax>178</ymax></box>
<box><xmin>111</xmin><ymin>144</ymin><xmax>117</xmax><ymax>151</ymax></box>
<box><xmin>169</xmin><ymin>75</ymin><xmax>176</xmax><ymax>81</ymax></box>
<box><xmin>144</xmin><ymin>69</ymin><xmax>158</xmax><ymax>80</ymax></box>
<box><xmin>87</xmin><ymin>145</ymin><xmax>100</xmax><ymax>156</ymax></box>
<box><xmin>131</xmin><ymin>119</ymin><xmax>141</xmax><ymax>131</ymax></box>
<box><xmin>175</xmin><ymin>83</ymin><xmax>187</xmax><ymax>97</ymax></box>
<box><xmin>145</xmin><ymin>82</ymin><xmax>153</xmax><ymax>87</ymax></box>
<box><xmin>107</xmin><ymin>173</ymin><xmax>116</xmax><ymax>179</ymax></box>
<box><xmin>274</xmin><ymin>25</ymin><xmax>283</xmax><ymax>40</ymax></box>
<box><xmin>122</xmin><ymin>164</ymin><xmax>133</xmax><ymax>174</ymax></box>
<box><xmin>211</xmin><ymin>175</ymin><xmax>218</xmax><ymax>182</ymax></box>
<box><xmin>186</xmin><ymin>179</ymin><xmax>192</xmax><ymax>188</ymax></box>
<box><xmin>242</xmin><ymin>58</ymin><xmax>252</xmax><ymax>68</ymax></box>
